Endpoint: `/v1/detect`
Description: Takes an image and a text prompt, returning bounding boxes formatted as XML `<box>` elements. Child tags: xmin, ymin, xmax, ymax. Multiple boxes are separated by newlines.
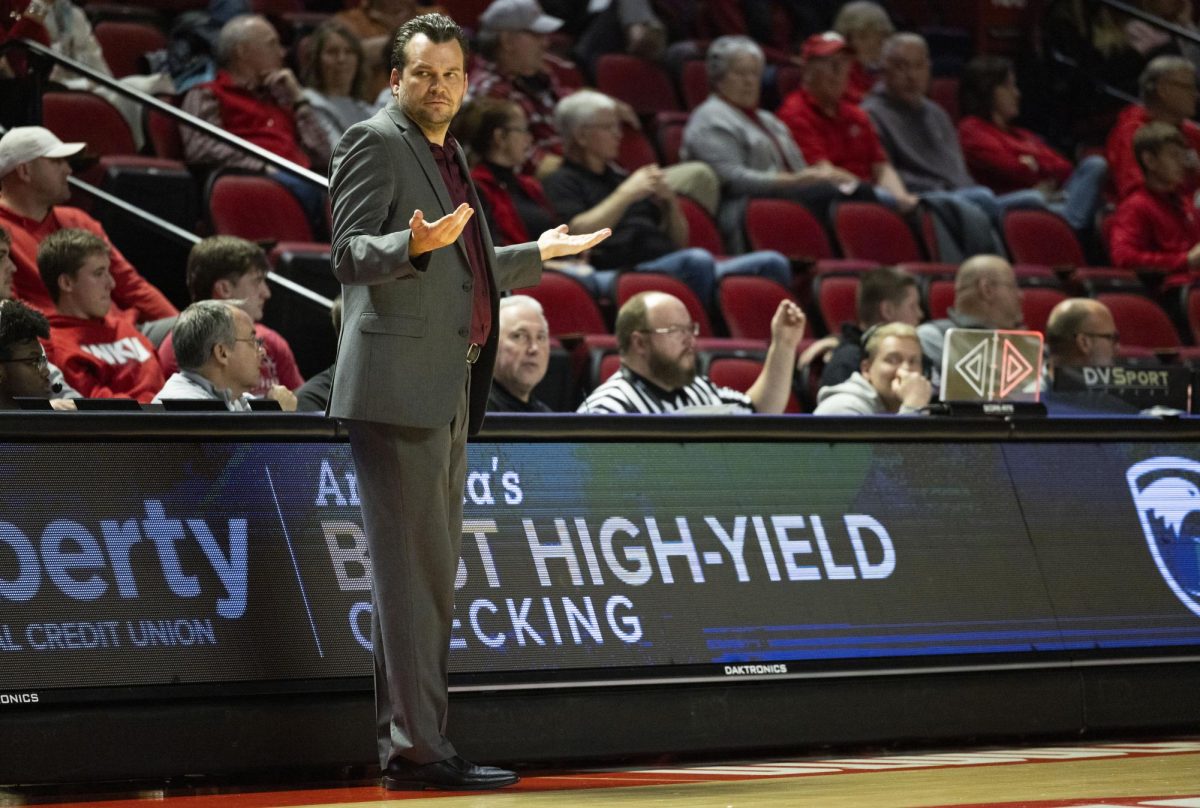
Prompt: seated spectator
<box><xmin>542</xmin><ymin>0</ymin><xmax>668</xmax><ymax>77</ymax></box>
<box><xmin>863</xmin><ymin>34</ymin><xmax>1045</xmax><ymax>259</ymax></box>
<box><xmin>0</xmin><ymin>298</ymin><xmax>57</xmax><ymax>409</ymax></box>
<box><xmin>294</xmin><ymin>294</ymin><xmax>341</xmax><ymax>413</ymax></box>
<box><xmin>778</xmin><ymin>32</ymin><xmax>921</xmax><ymax>214</ymax></box>
<box><xmin>1045</xmin><ymin>297</ymin><xmax>1119</xmax><ymax>375</ymax></box>
<box><xmin>300</xmin><ymin>21</ymin><xmax>378</xmax><ymax>154</ymax></box>
<box><xmin>1107</xmin><ymin>121</ymin><xmax>1200</xmax><ymax>288</ymax></box>
<box><xmin>334</xmin><ymin>0</ymin><xmax>443</xmax><ymax>101</ymax></box>
<box><xmin>820</xmin><ymin>265</ymin><xmax>923</xmax><ymax>388</ymax></box>
<box><xmin>155</xmin><ymin>299</ymin><xmax>296</xmax><ymax>410</ymax></box>
<box><xmin>1106</xmin><ymin>55</ymin><xmax>1200</xmax><ymax>201</ymax></box>
<box><xmin>681</xmin><ymin>35</ymin><xmax>875</xmax><ymax>253</ymax></box>
<box><xmin>917</xmin><ymin>254</ymin><xmax>1023</xmax><ymax>384</ymax></box>
<box><xmin>37</xmin><ymin>228</ymin><xmax>165</xmax><ymax>402</ymax></box>
<box><xmin>813</xmin><ymin>322</ymin><xmax>932</xmax><ymax>414</ymax></box>
<box><xmin>488</xmin><ymin>294</ymin><xmax>553</xmax><ymax>412</ymax></box>
<box><xmin>182</xmin><ymin>14</ymin><xmax>331</xmax><ymax>228</ymax></box>
<box><xmin>157</xmin><ymin>236</ymin><xmax>303</xmax><ymax>396</ymax></box>
<box><xmin>834</xmin><ymin>1</ymin><xmax>894</xmax><ymax>104</ymax></box>
<box><xmin>958</xmin><ymin>55</ymin><xmax>1108</xmax><ymax>233</ymax></box>
<box><xmin>0</xmin><ymin>127</ymin><xmax>178</xmax><ymax>325</ymax></box>
<box><xmin>578</xmin><ymin>291</ymin><xmax>806</xmax><ymax>414</ymax></box>
<box><xmin>455</xmin><ymin>98</ymin><xmax>559</xmax><ymax>247</ymax></box>
<box><xmin>544</xmin><ymin>89</ymin><xmax>792</xmax><ymax>306</ymax></box>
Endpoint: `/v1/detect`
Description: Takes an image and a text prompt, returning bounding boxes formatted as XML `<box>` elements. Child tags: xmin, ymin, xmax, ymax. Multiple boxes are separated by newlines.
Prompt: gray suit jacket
<box><xmin>327</xmin><ymin>104</ymin><xmax>543</xmax><ymax>434</ymax></box>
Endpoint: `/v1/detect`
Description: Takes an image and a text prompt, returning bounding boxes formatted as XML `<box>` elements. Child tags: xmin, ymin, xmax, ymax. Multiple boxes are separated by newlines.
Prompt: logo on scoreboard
<box><xmin>1127</xmin><ymin>457</ymin><xmax>1200</xmax><ymax>618</ymax></box>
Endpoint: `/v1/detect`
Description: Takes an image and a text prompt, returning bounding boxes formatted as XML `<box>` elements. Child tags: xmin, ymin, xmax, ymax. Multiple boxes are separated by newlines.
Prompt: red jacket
<box><xmin>777</xmin><ymin>88</ymin><xmax>887</xmax><ymax>182</ymax></box>
<box><xmin>470</xmin><ymin>162</ymin><xmax>556</xmax><ymax>247</ymax></box>
<box><xmin>203</xmin><ymin>70</ymin><xmax>311</xmax><ymax>168</ymax></box>
<box><xmin>1105</xmin><ymin>104</ymin><xmax>1200</xmax><ymax>199</ymax></box>
<box><xmin>957</xmin><ymin>115</ymin><xmax>1073</xmax><ymax>194</ymax></box>
<box><xmin>44</xmin><ymin>308</ymin><xmax>166</xmax><ymax>402</ymax></box>
<box><xmin>0</xmin><ymin>204</ymin><xmax>178</xmax><ymax>322</ymax></box>
<box><xmin>1107</xmin><ymin>186</ymin><xmax>1200</xmax><ymax>285</ymax></box>
<box><xmin>157</xmin><ymin>321</ymin><xmax>304</xmax><ymax>396</ymax></box>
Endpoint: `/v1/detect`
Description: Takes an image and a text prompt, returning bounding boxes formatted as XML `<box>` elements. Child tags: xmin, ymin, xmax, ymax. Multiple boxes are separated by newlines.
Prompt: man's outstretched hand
<box><xmin>409</xmin><ymin>204</ymin><xmax>474</xmax><ymax>257</ymax></box>
<box><xmin>537</xmin><ymin>224</ymin><xmax>612</xmax><ymax>261</ymax></box>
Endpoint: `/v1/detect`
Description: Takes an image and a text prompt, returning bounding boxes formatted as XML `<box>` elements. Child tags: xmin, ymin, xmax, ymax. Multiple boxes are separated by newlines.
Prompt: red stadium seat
<box><xmin>521</xmin><ymin>271</ymin><xmax>608</xmax><ymax>337</ymax></box>
<box><xmin>1095</xmin><ymin>293</ymin><xmax>1182</xmax><ymax>350</ymax></box>
<box><xmin>146</xmin><ymin>103</ymin><xmax>186</xmax><ymax>160</ymax></box>
<box><xmin>1020</xmin><ymin>287</ymin><xmax>1069</xmax><ymax>333</ymax></box>
<box><xmin>596</xmin><ymin>351</ymin><xmax>623</xmax><ymax>386</ymax></box>
<box><xmin>94</xmin><ymin>21</ymin><xmax>167</xmax><ymax>78</ymax></box>
<box><xmin>746</xmin><ymin>198</ymin><xmax>834</xmax><ymax>262</ymax></box>
<box><xmin>929</xmin><ymin>76</ymin><xmax>960</xmax><ymax>121</ymax></box>
<box><xmin>208</xmin><ymin>173</ymin><xmax>314</xmax><ymax>242</ymax></box>
<box><xmin>1069</xmin><ymin>267</ymin><xmax>1143</xmax><ymax>295</ymax></box>
<box><xmin>681</xmin><ymin>59</ymin><xmax>709</xmax><ymax>109</ymax></box>
<box><xmin>834</xmin><ymin>202</ymin><xmax>925</xmax><ymax>264</ymax></box>
<box><xmin>616</xmin><ymin>123</ymin><xmax>659</xmax><ymax>172</ymax></box>
<box><xmin>1003</xmin><ymin>209</ymin><xmax>1087</xmax><ymax>268</ymax></box>
<box><xmin>655</xmin><ymin>113</ymin><xmax>687</xmax><ymax>165</ymax></box>
<box><xmin>708</xmin><ymin>356</ymin><xmax>800</xmax><ymax>413</ymax></box>
<box><xmin>595</xmin><ymin>54</ymin><xmax>682</xmax><ymax>115</ymax></box>
<box><xmin>718</xmin><ymin>275</ymin><xmax>802</xmax><ymax>340</ymax></box>
<box><xmin>775</xmin><ymin>65</ymin><xmax>803</xmax><ymax>100</ymax></box>
<box><xmin>677</xmin><ymin>196</ymin><xmax>725</xmax><ymax>254</ymax></box>
<box><xmin>42</xmin><ymin>91</ymin><xmax>137</xmax><ymax>157</ymax></box>
<box><xmin>814</xmin><ymin>274</ymin><xmax>859</xmax><ymax>335</ymax></box>
<box><xmin>926</xmin><ymin>278</ymin><xmax>956</xmax><ymax>320</ymax></box>
<box><xmin>617</xmin><ymin>272</ymin><xmax>713</xmax><ymax>336</ymax></box>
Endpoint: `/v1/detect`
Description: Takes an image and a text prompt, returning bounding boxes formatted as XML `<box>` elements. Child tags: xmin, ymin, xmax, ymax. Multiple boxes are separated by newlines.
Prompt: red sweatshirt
<box><xmin>1105</xmin><ymin>104</ymin><xmax>1200</xmax><ymax>200</ymax></box>
<box><xmin>777</xmin><ymin>88</ymin><xmax>887</xmax><ymax>182</ymax></box>
<box><xmin>156</xmin><ymin>321</ymin><xmax>304</xmax><ymax>396</ymax></box>
<box><xmin>1107</xmin><ymin>186</ymin><xmax>1200</xmax><ymax>286</ymax></box>
<box><xmin>0</xmin><ymin>204</ymin><xmax>178</xmax><ymax>322</ymax></box>
<box><xmin>43</xmin><ymin>308</ymin><xmax>166</xmax><ymax>402</ymax></box>
<box><xmin>957</xmin><ymin>115</ymin><xmax>1073</xmax><ymax>195</ymax></box>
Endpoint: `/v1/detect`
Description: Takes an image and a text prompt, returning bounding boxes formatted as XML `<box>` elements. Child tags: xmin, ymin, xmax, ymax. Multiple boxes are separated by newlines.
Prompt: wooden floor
<box><xmin>2</xmin><ymin>740</ymin><xmax>1198</xmax><ymax>808</ymax></box>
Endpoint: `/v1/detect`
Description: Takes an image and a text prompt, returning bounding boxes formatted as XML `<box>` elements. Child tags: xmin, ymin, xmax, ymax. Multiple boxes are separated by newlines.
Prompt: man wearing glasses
<box><xmin>1044</xmin><ymin>298</ymin><xmax>1119</xmax><ymax>377</ymax></box>
<box><xmin>579</xmin><ymin>291</ymin><xmax>806</xmax><ymax>414</ymax></box>
<box><xmin>0</xmin><ymin>298</ymin><xmax>56</xmax><ymax>409</ymax></box>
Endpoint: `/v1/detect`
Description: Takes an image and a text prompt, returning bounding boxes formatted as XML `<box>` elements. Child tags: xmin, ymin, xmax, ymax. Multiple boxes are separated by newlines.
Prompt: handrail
<box><xmin>75</xmin><ymin>176</ymin><xmax>335</xmax><ymax>309</ymax></box>
<box><xmin>1096</xmin><ymin>0</ymin><xmax>1200</xmax><ymax>45</ymax></box>
<box><xmin>9</xmin><ymin>38</ymin><xmax>328</xmax><ymax>188</ymax></box>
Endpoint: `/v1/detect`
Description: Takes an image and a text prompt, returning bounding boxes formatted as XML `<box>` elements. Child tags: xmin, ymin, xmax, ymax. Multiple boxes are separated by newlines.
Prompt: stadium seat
<box><xmin>708</xmin><ymin>356</ymin><xmax>800</xmax><ymax>413</ymax></box>
<box><xmin>719</xmin><ymin>275</ymin><xmax>804</xmax><ymax>340</ymax></box>
<box><xmin>42</xmin><ymin>91</ymin><xmax>137</xmax><ymax>158</ymax></box>
<box><xmin>677</xmin><ymin>196</ymin><xmax>725</xmax><ymax>255</ymax></box>
<box><xmin>813</xmin><ymin>274</ymin><xmax>859</xmax><ymax>336</ymax></box>
<box><xmin>1020</xmin><ymin>287</ymin><xmax>1069</xmax><ymax>334</ymax></box>
<box><xmin>521</xmin><ymin>270</ymin><xmax>608</xmax><ymax>337</ymax></box>
<box><xmin>834</xmin><ymin>202</ymin><xmax>925</xmax><ymax>264</ymax></box>
<box><xmin>617</xmin><ymin>272</ymin><xmax>713</xmax><ymax>336</ymax></box>
<box><xmin>1095</xmin><ymin>293</ymin><xmax>1182</xmax><ymax>350</ymax></box>
<box><xmin>93</xmin><ymin>20</ymin><xmax>167</xmax><ymax>78</ymax></box>
<box><xmin>929</xmin><ymin>76</ymin><xmax>960</xmax><ymax>121</ymax></box>
<box><xmin>145</xmin><ymin>104</ymin><xmax>186</xmax><ymax>161</ymax></box>
<box><xmin>680</xmin><ymin>59</ymin><xmax>709</xmax><ymax>109</ymax></box>
<box><xmin>1187</xmin><ymin>286</ymin><xmax>1200</xmax><ymax>344</ymax></box>
<box><xmin>745</xmin><ymin>198</ymin><xmax>834</xmax><ymax>262</ymax></box>
<box><xmin>926</xmin><ymin>278</ymin><xmax>956</xmax><ymax>320</ymax></box>
<box><xmin>596</xmin><ymin>351</ymin><xmax>623</xmax><ymax>387</ymax></box>
<box><xmin>208</xmin><ymin>173</ymin><xmax>314</xmax><ymax>243</ymax></box>
<box><xmin>1003</xmin><ymin>209</ymin><xmax>1087</xmax><ymax>268</ymax></box>
<box><xmin>655</xmin><ymin>113</ymin><xmax>687</xmax><ymax>165</ymax></box>
<box><xmin>616</xmin><ymin>123</ymin><xmax>659</xmax><ymax>172</ymax></box>
<box><xmin>595</xmin><ymin>53</ymin><xmax>682</xmax><ymax>115</ymax></box>
<box><xmin>1069</xmin><ymin>267</ymin><xmax>1143</xmax><ymax>295</ymax></box>
<box><xmin>775</xmin><ymin>65</ymin><xmax>803</xmax><ymax>100</ymax></box>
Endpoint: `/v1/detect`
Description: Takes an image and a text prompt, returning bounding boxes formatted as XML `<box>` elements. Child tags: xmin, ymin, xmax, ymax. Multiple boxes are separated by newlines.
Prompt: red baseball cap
<box><xmin>800</xmin><ymin>31</ymin><xmax>848</xmax><ymax>63</ymax></box>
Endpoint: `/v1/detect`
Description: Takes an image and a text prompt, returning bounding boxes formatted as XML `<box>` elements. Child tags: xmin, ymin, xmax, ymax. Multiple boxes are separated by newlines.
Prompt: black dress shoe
<box><xmin>381</xmin><ymin>755</ymin><xmax>520</xmax><ymax>791</ymax></box>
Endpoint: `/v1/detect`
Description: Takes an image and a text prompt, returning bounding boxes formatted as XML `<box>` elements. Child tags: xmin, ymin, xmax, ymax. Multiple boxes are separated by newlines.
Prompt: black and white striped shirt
<box><xmin>578</xmin><ymin>366</ymin><xmax>755</xmax><ymax>415</ymax></box>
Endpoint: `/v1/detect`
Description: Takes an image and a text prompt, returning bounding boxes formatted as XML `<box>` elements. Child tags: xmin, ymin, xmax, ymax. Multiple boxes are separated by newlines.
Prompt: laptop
<box><xmin>940</xmin><ymin>328</ymin><xmax>1044</xmax><ymax>404</ymax></box>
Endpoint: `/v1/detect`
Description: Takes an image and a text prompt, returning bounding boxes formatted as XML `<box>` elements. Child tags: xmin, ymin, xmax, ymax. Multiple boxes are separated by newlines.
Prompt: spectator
<box><xmin>833</xmin><ymin>1</ymin><xmax>894</xmax><ymax>104</ymax></box>
<box><xmin>154</xmin><ymin>299</ymin><xmax>296</xmax><ymax>410</ymax></box>
<box><xmin>813</xmin><ymin>321</ymin><xmax>932</xmax><ymax>414</ymax></box>
<box><xmin>1044</xmin><ymin>297</ymin><xmax>1119</xmax><ymax>374</ymax></box>
<box><xmin>862</xmin><ymin>33</ymin><xmax>1045</xmax><ymax>259</ymax></box>
<box><xmin>544</xmin><ymin>89</ymin><xmax>792</xmax><ymax>306</ymax></box>
<box><xmin>181</xmin><ymin>14</ymin><xmax>331</xmax><ymax>228</ymax></box>
<box><xmin>958</xmin><ymin>54</ymin><xmax>1108</xmax><ymax>234</ymax></box>
<box><xmin>820</xmin><ymin>265</ymin><xmax>923</xmax><ymax>388</ymax></box>
<box><xmin>578</xmin><ymin>290</ymin><xmax>806</xmax><ymax>414</ymax></box>
<box><xmin>916</xmin><ymin>254</ymin><xmax>1024</xmax><ymax>383</ymax></box>
<box><xmin>0</xmin><ymin>127</ymin><xmax>178</xmax><ymax>327</ymax></box>
<box><xmin>334</xmin><ymin>0</ymin><xmax>443</xmax><ymax>101</ymax></box>
<box><xmin>294</xmin><ymin>294</ymin><xmax>341</xmax><ymax>413</ymax></box>
<box><xmin>1105</xmin><ymin>55</ymin><xmax>1200</xmax><ymax>201</ymax></box>
<box><xmin>778</xmin><ymin>32</ymin><xmax>921</xmax><ymax>214</ymax></box>
<box><xmin>487</xmin><ymin>294</ymin><xmax>553</xmax><ymax>412</ymax></box>
<box><xmin>681</xmin><ymin>35</ymin><xmax>874</xmax><ymax>253</ymax></box>
<box><xmin>541</xmin><ymin>0</ymin><xmax>667</xmax><ymax>78</ymax></box>
<box><xmin>37</xmin><ymin>228</ymin><xmax>165</xmax><ymax>402</ymax></box>
<box><xmin>157</xmin><ymin>236</ymin><xmax>303</xmax><ymax>396</ymax></box>
<box><xmin>300</xmin><ymin>21</ymin><xmax>378</xmax><ymax>154</ymax></box>
<box><xmin>1107</xmin><ymin>121</ymin><xmax>1200</xmax><ymax>288</ymax></box>
<box><xmin>0</xmin><ymin>298</ymin><xmax>57</xmax><ymax>409</ymax></box>
<box><xmin>454</xmin><ymin>98</ymin><xmax>559</xmax><ymax>246</ymax></box>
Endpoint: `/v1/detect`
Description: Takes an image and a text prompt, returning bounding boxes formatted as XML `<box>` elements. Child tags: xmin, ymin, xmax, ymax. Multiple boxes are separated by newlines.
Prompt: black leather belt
<box><xmin>466</xmin><ymin>343</ymin><xmax>482</xmax><ymax>364</ymax></box>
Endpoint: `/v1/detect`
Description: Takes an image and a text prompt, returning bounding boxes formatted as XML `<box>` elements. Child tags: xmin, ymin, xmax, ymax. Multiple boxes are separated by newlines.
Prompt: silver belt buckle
<box><xmin>466</xmin><ymin>343</ymin><xmax>482</xmax><ymax>364</ymax></box>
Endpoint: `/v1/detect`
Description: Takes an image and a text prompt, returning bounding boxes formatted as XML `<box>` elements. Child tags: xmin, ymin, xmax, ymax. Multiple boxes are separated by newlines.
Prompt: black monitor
<box><xmin>158</xmin><ymin>398</ymin><xmax>229</xmax><ymax>412</ymax></box>
<box><xmin>73</xmin><ymin>397</ymin><xmax>143</xmax><ymax>411</ymax></box>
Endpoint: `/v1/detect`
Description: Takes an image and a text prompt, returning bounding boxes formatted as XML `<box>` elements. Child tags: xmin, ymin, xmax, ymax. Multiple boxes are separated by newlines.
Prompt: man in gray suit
<box><xmin>328</xmin><ymin>13</ymin><xmax>609</xmax><ymax>792</ymax></box>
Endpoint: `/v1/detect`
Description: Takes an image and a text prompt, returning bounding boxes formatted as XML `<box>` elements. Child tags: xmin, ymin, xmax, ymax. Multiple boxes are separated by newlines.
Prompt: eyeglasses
<box><xmin>0</xmin><ymin>353</ymin><xmax>48</xmax><ymax>370</ymax></box>
<box><xmin>640</xmin><ymin>322</ymin><xmax>700</xmax><ymax>339</ymax></box>
<box><xmin>234</xmin><ymin>336</ymin><xmax>265</xmax><ymax>350</ymax></box>
<box><xmin>1079</xmin><ymin>331</ymin><xmax>1120</xmax><ymax>343</ymax></box>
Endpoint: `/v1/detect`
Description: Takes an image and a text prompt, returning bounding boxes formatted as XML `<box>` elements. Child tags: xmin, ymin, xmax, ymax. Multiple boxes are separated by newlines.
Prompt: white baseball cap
<box><xmin>0</xmin><ymin>126</ymin><xmax>85</xmax><ymax>178</ymax></box>
<box><xmin>479</xmin><ymin>0</ymin><xmax>562</xmax><ymax>33</ymax></box>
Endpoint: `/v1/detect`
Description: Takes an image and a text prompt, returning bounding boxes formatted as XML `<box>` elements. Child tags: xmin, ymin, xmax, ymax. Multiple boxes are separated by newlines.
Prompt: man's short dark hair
<box><xmin>857</xmin><ymin>266</ymin><xmax>917</xmax><ymax>326</ymax></box>
<box><xmin>0</xmin><ymin>299</ymin><xmax>49</xmax><ymax>359</ymax></box>
<box><xmin>1133</xmin><ymin>121</ymin><xmax>1189</xmax><ymax>174</ymax></box>
<box><xmin>37</xmin><ymin>228</ymin><xmax>107</xmax><ymax>304</ymax></box>
<box><xmin>187</xmin><ymin>235</ymin><xmax>268</xmax><ymax>302</ymax></box>
<box><xmin>390</xmin><ymin>13</ymin><xmax>468</xmax><ymax>72</ymax></box>
<box><xmin>172</xmin><ymin>299</ymin><xmax>239</xmax><ymax>371</ymax></box>
<box><xmin>958</xmin><ymin>55</ymin><xmax>1012</xmax><ymax>120</ymax></box>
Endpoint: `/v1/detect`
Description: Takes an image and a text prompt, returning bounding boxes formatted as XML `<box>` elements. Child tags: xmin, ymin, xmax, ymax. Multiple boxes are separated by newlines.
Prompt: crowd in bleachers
<box><xmin>3</xmin><ymin>0</ymin><xmax>1200</xmax><ymax>414</ymax></box>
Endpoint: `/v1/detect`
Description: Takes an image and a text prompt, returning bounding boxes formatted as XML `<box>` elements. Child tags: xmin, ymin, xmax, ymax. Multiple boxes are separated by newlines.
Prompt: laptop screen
<box><xmin>940</xmin><ymin>328</ymin><xmax>1044</xmax><ymax>403</ymax></box>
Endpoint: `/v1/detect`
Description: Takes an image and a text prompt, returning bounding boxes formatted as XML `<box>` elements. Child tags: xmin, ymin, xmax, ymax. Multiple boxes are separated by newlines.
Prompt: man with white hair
<box><xmin>487</xmin><ymin>294</ymin><xmax>554</xmax><ymax>412</ymax></box>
